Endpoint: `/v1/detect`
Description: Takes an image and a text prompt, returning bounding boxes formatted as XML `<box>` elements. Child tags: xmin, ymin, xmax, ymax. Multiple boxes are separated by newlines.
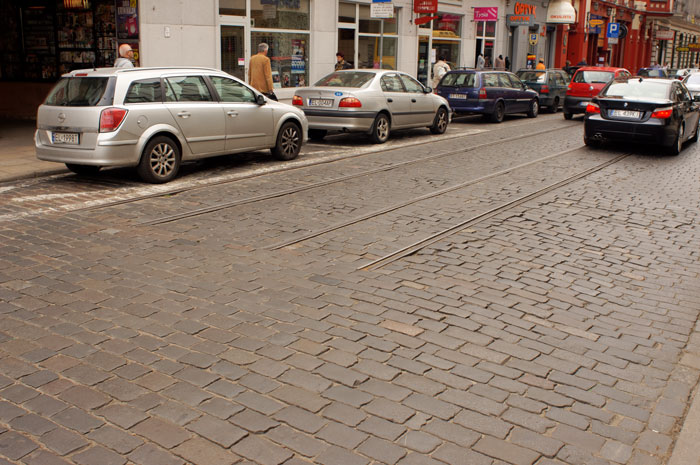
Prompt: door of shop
<box><xmin>220</xmin><ymin>22</ymin><xmax>247</xmax><ymax>81</ymax></box>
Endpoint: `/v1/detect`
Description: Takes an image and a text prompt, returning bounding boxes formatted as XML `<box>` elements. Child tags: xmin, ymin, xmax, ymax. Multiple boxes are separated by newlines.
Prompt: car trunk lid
<box><xmin>595</xmin><ymin>97</ymin><xmax>672</xmax><ymax>122</ymax></box>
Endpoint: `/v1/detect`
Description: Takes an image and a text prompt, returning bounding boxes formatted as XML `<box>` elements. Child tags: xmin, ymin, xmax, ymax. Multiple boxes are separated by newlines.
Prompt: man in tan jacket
<box><xmin>249</xmin><ymin>43</ymin><xmax>274</xmax><ymax>98</ymax></box>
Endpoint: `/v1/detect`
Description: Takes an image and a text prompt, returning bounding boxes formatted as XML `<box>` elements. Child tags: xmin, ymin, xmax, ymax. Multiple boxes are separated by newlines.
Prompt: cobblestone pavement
<box><xmin>0</xmin><ymin>114</ymin><xmax>699</xmax><ymax>465</ymax></box>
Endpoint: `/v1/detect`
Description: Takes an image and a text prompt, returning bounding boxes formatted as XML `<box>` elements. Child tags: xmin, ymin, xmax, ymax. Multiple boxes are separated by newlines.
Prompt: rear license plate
<box><xmin>52</xmin><ymin>132</ymin><xmax>79</xmax><ymax>145</ymax></box>
<box><xmin>449</xmin><ymin>94</ymin><xmax>467</xmax><ymax>99</ymax></box>
<box><xmin>610</xmin><ymin>109</ymin><xmax>641</xmax><ymax>118</ymax></box>
<box><xmin>308</xmin><ymin>98</ymin><xmax>334</xmax><ymax>107</ymax></box>
<box><xmin>579</xmin><ymin>101</ymin><xmax>589</xmax><ymax>107</ymax></box>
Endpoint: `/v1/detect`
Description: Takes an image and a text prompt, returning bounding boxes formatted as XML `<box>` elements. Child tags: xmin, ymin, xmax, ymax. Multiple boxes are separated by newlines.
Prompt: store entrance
<box><xmin>220</xmin><ymin>24</ymin><xmax>246</xmax><ymax>81</ymax></box>
<box><xmin>418</xmin><ymin>35</ymin><xmax>431</xmax><ymax>86</ymax></box>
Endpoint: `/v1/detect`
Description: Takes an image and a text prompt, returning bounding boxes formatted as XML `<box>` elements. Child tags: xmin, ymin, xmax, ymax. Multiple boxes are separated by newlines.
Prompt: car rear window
<box><xmin>44</xmin><ymin>77</ymin><xmax>110</xmax><ymax>106</ymax></box>
<box><xmin>439</xmin><ymin>73</ymin><xmax>476</xmax><ymax>87</ymax></box>
<box><xmin>602</xmin><ymin>80</ymin><xmax>670</xmax><ymax>100</ymax></box>
<box><xmin>573</xmin><ymin>71</ymin><xmax>614</xmax><ymax>84</ymax></box>
<box><xmin>640</xmin><ymin>69</ymin><xmax>666</xmax><ymax>78</ymax></box>
<box><xmin>314</xmin><ymin>72</ymin><xmax>374</xmax><ymax>87</ymax></box>
<box><xmin>517</xmin><ymin>71</ymin><xmax>546</xmax><ymax>83</ymax></box>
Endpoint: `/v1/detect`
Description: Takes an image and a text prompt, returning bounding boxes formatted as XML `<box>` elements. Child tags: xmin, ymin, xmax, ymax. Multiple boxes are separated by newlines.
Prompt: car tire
<box><xmin>668</xmin><ymin>123</ymin><xmax>684</xmax><ymax>155</ymax></box>
<box><xmin>550</xmin><ymin>97</ymin><xmax>560</xmax><ymax>113</ymax></box>
<box><xmin>370</xmin><ymin>113</ymin><xmax>390</xmax><ymax>143</ymax></box>
<box><xmin>65</xmin><ymin>164</ymin><xmax>101</xmax><ymax>176</ymax></box>
<box><xmin>429</xmin><ymin>107</ymin><xmax>448</xmax><ymax>134</ymax></box>
<box><xmin>527</xmin><ymin>99</ymin><xmax>539</xmax><ymax>118</ymax></box>
<box><xmin>137</xmin><ymin>135</ymin><xmax>181</xmax><ymax>184</ymax></box>
<box><xmin>490</xmin><ymin>102</ymin><xmax>505</xmax><ymax>123</ymax></box>
<box><xmin>564</xmin><ymin>112</ymin><xmax>573</xmax><ymax>120</ymax></box>
<box><xmin>308</xmin><ymin>129</ymin><xmax>327</xmax><ymax>141</ymax></box>
<box><xmin>689</xmin><ymin>119</ymin><xmax>699</xmax><ymax>143</ymax></box>
<box><xmin>271</xmin><ymin>121</ymin><xmax>302</xmax><ymax>160</ymax></box>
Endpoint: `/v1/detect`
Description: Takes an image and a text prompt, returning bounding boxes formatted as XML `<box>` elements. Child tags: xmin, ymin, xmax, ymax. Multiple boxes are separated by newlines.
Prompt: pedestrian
<box><xmin>249</xmin><ymin>42</ymin><xmax>276</xmax><ymax>100</ymax></box>
<box><xmin>564</xmin><ymin>59</ymin><xmax>573</xmax><ymax>75</ymax></box>
<box><xmin>505</xmin><ymin>56</ymin><xmax>511</xmax><ymax>71</ymax></box>
<box><xmin>536</xmin><ymin>59</ymin><xmax>546</xmax><ymax>70</ymax></box>
<box><xmin>114</xmin><ymin>44</ymin><xmax>134</xmax><ymax>68</ymax></box>
<box><xmin>335</xmin><ymin>52</ymin><xmax>353</xmax><ymax>71</ymax></box>
<box><xmin>494</xmin><ymin>54</ymin><xmax>505</xmax><ymax>70</ymax></box>
<box><xmin>432</xmin><ymin>55</ymin><xmax>450</xmax><ymax>88</ymax></box>
<box><xmin>477</xmin><ymin>53</ymin><xmax>485</xmax><ymax>70</ymax></box>
<box><xmin>576</xmin><ymin>59</ymin><xmax>587</xmax><ymax>66</ymax></box>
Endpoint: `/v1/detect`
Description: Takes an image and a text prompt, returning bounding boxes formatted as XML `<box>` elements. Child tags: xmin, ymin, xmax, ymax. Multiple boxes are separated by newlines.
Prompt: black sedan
<box><xmin>584</xmin><ymin>77</ymin><xmax>700</xmax><ymax>154</ymax></box>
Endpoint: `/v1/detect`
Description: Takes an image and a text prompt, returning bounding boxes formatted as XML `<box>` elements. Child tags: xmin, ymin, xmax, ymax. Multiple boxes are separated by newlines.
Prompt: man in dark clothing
<box><xmin>335</xmin><ymin>52</ymin><xmax>353</xmax><ymax>70</ymax></box>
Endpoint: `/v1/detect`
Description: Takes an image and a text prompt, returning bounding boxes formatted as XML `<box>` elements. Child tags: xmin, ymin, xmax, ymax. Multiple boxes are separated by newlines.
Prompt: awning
<box><xmin>546</xmin><ymin>0</ymin><xmax>576</xmax><ymax>24</ymax></box>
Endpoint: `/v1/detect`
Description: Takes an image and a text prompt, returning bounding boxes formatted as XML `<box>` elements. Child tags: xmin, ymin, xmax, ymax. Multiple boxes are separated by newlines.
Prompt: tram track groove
<box><xmin>142</xmin><ymin>123</ymin><xmax>579</xmax><ymax>225</ymax></box>
<box><xmin>357</xmin><ymin>153</ymin><xmax>629</xmax><ymax>271</ymax></box>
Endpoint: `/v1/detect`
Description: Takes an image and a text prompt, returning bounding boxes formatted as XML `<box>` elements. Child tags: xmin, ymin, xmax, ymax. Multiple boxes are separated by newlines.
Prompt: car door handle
<box><xmin>227</xmin><ymin>111</ymin><xmax>239</xmax><ymax>117</ymax></box>
<box><xmin>411</xmin><ymin>99</ymin><xmax>417</xmax><ymax>103</ymax></box>
<box><xmin>177</xmin><ymin>111</ymin><xmax>191</xmax><ymax>118</ymax></box>
<box><xmin>387</xmin><ymin>98</ymin><xmax>393</xmax><ymax>102</ymax></box>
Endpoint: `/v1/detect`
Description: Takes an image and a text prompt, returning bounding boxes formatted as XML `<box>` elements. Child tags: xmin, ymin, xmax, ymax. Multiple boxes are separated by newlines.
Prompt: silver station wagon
<box><xmin>292</xmin><ymin>69</ymin><xmax>451</xmax><ymax>143</ymax></box>
<box><xmin>36</xmin><ymin>67</ymin><xmax>308</xmax><ymax>183</ymax></box>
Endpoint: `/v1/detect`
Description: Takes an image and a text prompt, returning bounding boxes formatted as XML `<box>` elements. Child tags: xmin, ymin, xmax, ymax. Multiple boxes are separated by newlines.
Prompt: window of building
<box><xmin>337</xmin><ymin>2</ymin><xmax>398</xmax><ymax>70</ymax></box>
<box><xmin>417</xmin><ymin>13</ymin><xmax>462</xmax><ymax>86</ymax></box>
<box><xmin>251</xmin><ymin>32</ymin><xmax>308</xmax><ymax>88</ymax></box>
<box><xmin>219</xmin><ymin>0</ymin><xmax>245</xmax><ymax>16</ymax></box>
<box><xmin>251</xmin><ymin>0</ymin><xmax>309</xmax><ymax>30</ymax></box>
<box><xmin>475</xmin><ymin>20</ymin><xmax>496</xmax><ymax>68</ymax></box>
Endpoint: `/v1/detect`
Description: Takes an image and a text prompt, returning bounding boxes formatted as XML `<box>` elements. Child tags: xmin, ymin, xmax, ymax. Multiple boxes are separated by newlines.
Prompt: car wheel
<box><xmin>564</xmin><ymin>112</ymin><xmax>573</xmax><ymax>120</ymax></box>
<box><xmin>430</xmin><ymin>107</ymin><xmax>448</xmax><ymax>134</ymax></box>
<box><xmin>65</xmin><ymin>164</ymin><xmax>101</xmax><ymax>176</ymax></box>
<box><xmin>668</xmin><ymin>123</ymin><xmax>684</xmax><ymax>155</ymax></box>
<box><xmin>272</xmin><ymin>121</ymin><xmax>302</xmax><ymax>160</ymax></box>
<box><xmin>527</xmin><ymin>99</ymin><xmax>539</xmax><ymax>118</ymax></box>
<box><xmin>370</xmin><ymin>113</ymin><xmax>390</xmax><ymax>143</ymax></box>
<box><xmin>689</xmin><ymin>119</ymin><xmax>699</xmax><ymax>143</ymax></box>
<box><xmin>550</xmin><ymin>97</ymin><xmax>560</xmax><ymax>113</ymax></box>
<box><xmin>490</xmin><ymin>102</ymin><xmax>505</xmax><ymax>123</ymax></box>
<box><xmin>308</xmin><ymin>129</ymin><xmax>327</xmax><ymax>141</ymax></box>
<box><xmin>137</xmin><ymin>135</ymin><xmax>181</xmax><ymax>183</ymax></box>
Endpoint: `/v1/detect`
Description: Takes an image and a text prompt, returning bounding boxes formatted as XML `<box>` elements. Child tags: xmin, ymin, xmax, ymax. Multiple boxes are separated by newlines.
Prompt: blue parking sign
<box><xmin>607</xmin><ymin>22</ymin><xmax>619</xmax><ymax>39</ymax></box>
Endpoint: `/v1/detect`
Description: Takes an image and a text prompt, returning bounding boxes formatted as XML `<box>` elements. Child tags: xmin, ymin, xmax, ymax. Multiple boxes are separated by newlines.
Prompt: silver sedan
<box><xmin>293</xmin><ymin>69</ymin><xmax>450</xmax><ymax>143</ymax></box>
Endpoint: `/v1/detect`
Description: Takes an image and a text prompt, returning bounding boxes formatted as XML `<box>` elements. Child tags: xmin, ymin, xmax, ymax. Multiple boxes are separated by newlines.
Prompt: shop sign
<box><xmin>414</xmin><ymin>0</ymin><xmax>437</xmax><ymax>14</ymax></box>
<box><xmin>655</xmin><ymin>29</ymin><xmax>675</xmax><ymax>40</ymax></box>
<box><xmin>545</xmin><ymin>0</ymin><xmax>576</xmax><ymax>24</ymax></box>
<box><xmin>371</xmin><ymin>0</ymin><xmax>394</xmax><ymax>19</ymax></box>
<box><xmin>513</xmin><ymin>2</ymin><xmax>536</xmax><ymax>15</ymax></box>
<box><xmin>588</xmin><ymin>14</ymin><xmax>603</xmax><ymax>34</ymax></box>
<box><xmin>676</xmin><ymin>47</ymin><xmax>689</xmax><ymax>52</ymax></box>
<box><xmin>529</xmin><ymin>33</ymin><xmax>538</xmax><ymax>45</ymax></box>
<box><xmin>507</xmin><ymin>15</ymin><xmax>534</xmax><ymax>26</ymax></box>
<box><xmin>688</xmin><ymin>43</ymin><xmax>700</xmax><ymax>50</ymax></box>
<box><xmin>474</xmin><ymin>7</ymin><xmax>498</xmax><ymax>22</ymax></box>
<box><xmin>608</xmin><ymin>37</ymin><xmax>618</xmax><ymax>44</ymax></box>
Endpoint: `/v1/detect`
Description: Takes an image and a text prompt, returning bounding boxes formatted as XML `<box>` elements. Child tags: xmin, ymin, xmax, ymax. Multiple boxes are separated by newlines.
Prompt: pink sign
<box><xmin>474</xmin><ymin>7</ymin><xmax>498</xmax><ymax>21</ymax></box>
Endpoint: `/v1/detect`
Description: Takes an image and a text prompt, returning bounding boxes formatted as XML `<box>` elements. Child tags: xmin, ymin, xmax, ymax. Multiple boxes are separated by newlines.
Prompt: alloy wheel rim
<box><xmin>533</xmin><ymin>101</ymin><xmax>538</xmax><ymax>115</ymax></box>
<box><xmin>497</xmin><ymin>104</ymin><xmax>504</xmax><ymax>120</ymax></box>
<box><xmin>377</xmin><ymin>118</ymin><xmax>389</xmax><ymax>140</ymax></box>
<box><xmin>438</xmin><ymin>111</ymin><xmax>447</xmax><ymax>131</ymax></box>
<box><xmin>678</xmin><ymin>125</ymin><xmax>684</xmax><ymax>152</ymax></box>
<box><xmin>281</xmin><ymin>127</ymin><xmax>299</xmax><ymax>156</ymax></box>
<box><xmin>150</xmin><ymin>143</ymin><xmax>175</xmax><ymax>177</ymax></box>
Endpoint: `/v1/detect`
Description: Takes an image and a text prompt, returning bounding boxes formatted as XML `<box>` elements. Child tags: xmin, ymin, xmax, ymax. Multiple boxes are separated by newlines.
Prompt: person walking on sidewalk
<box><xmin>114</xmin><ymin>44</ymin><xmax>134</xmax><ymax>68</ymax></box>
<box><xmin>249</xmin><ymin>43</ymin><xmax>276</xmax><ymax>100</ymax></box>
<box><xmin>432</xmin><ymin>55</ymin><xmax>450</xmax><ymax>88</ymax></box>
<box><xmin>335</xmin><ymin>52</ymin><xmax>352</xmax><ymax>71</ymax></box>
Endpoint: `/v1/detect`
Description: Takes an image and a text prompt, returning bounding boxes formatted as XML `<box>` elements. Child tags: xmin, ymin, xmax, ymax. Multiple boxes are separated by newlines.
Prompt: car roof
<box><xmin>446</xmin><ymin>69</ymin><xmax>510</xmax><ymax>73</ymax></box>
<box><xmin>62</xmin><ymin>66</ymin><xmax>227</xmax><ymax>78</ymax></box>
<box><xmin>574</xmin><ymin>66</ymin><xmax>628</xmax><ymax>73</ymax></box>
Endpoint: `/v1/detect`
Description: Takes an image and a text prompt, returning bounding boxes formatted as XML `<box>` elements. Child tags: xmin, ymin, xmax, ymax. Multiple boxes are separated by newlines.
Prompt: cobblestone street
<box><xmin>0</xmin><ymin>113</ymin><xmax>699</xmax><ymax>465</ymax></box>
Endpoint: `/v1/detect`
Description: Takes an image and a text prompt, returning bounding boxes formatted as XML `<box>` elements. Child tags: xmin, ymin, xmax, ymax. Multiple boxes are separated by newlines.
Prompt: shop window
<box><xmin>359</xmin><ymin>4</ymin><xmax>397</xmax><ymax>34</ymax></box>
<box><xmin>358</xmin><ymin>36</ymin><xmax>397</xmax><ymax>69</ymax></box>
<box><xmin>338</xmin><ymin>2</ymin><xmax>356</xmax><ymax>23</ymax></box>
<box><xmin>219</xmin><ymin>0</ymin><xmax>246</xmax><ymax>16</ymax></box>
<box><xmin>251</xmin><ymin>0</ymin><xmax>309</xmax><ymax>30</ymax></box>
<box><xmin>251</xmin><ymin>32</ymin><xmax>308</xmax><ymax>88</ymax></box>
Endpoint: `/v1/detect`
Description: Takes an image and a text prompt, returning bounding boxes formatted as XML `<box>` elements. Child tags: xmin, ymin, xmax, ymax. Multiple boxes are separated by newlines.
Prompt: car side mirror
<box><xmin>694</xmin><ymin>95</ymin><xmax>700</xmax><ymax>103</ymax></box>
<box><xmin>256</xmin><ymin>94</ymin><xmax>266</xmax><ymax>105</ymax></box>
<box><xmin>424</xmin><ymin>87</ymin><xmax>432</xmax><ymax>93</ymax></box>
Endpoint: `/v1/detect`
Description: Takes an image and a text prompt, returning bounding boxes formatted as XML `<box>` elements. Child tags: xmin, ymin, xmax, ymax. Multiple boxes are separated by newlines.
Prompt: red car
<box><xmin>563</xmin><ymin>66</ymin><xmax>631</xmax><ymax>119</ymax></box>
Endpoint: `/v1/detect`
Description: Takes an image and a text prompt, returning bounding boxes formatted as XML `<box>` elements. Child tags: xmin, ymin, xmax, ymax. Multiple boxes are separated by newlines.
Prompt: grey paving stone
<box><xmin>131</xmin><ymin>417</ymin><xmax>191</xmax><ymax>449</ymax></box>
<box><xmin>400</xmin><ymin>430</ymin><xmax>442</xmax><ymax>453</ymax></box>
<box><xmin>59</xmin><ymin>385</ymin><xmax>110</xmax><ymax>410</ymax></box>
<box><xmin>72</xmin><ymin>445</ymin><xmax>126</xmax><ymax>465</ymax></box>
<box><xmin>41</xmin><ymin>427</ymin><xmax>89</xmax><ymax>455</ymax></box>
<box><xmin>0</xmin><ymin>431</ymin><xmax>38</xmax><ymax>460</ymax></box>
<box><xmin>473</xmin><ymin>435</ymin><xmax>541</xmax><ymax>465</ymax></box>
<box><xmin>186</xmin><ymin>416</ymin><xmax>247</xmax><ymax>448</ymax></box>
<box><xmin>51</xmin><ymin>407</ymin><xmax>104</xmax><ymax>433</ymax></box>
<box><xmin>88</xmin><ymin>425</ymin><xmax>144</xmax><ymax>454</ymax></box>
<box><xmin>230</xmin><ymin>408</ymin><xmax>279</xmax><ymax>433</ymax></box>
<box><xmin>231</xmin><ymin>434</ymin><xmax>293</xmax><ymax>465</ymax></box>
<box><xmin>315</xmin><ymin>445</ymin><xmax>370</xmax><ymax>465</ymax></box>
<box><xmin>267</xmin><ymin>424</ymin><xmax>326</xmax><ymax>457</ymax></box>
<box><xmin>172</xmin><ymin>438</ymin><xmax>241</xmax><ymax>465</ymax></box>
<box><xmin>22</xmin><ymin>450</ymin><xmax>71</xmax><ymax>465</ymax></box>
<box><xmin>316</xmin><ymin>421</ymin><xmax>369</xmax><ymax>449</ymax></box>
<box><xmin>432</xmin><ymin>443</ymin><xmax>493</xmax><ymax>465</ymax></box>
<box><xmin>273</xmin><ymin>405</ymin><xmax>327</xmax><ymax>433</ymax></box>
<box><xmin>10</xmin><ymin>413</ymin><xmax>57</xmax><ymax>436</ymax></box>
<box><xmin>97</xmin><ymin>403</ymin><xmax>148</xmax><ymax>429</ymax></box>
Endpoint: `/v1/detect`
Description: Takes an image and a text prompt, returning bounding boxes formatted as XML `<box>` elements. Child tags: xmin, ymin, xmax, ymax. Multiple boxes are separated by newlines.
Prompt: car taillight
<box><xmin>478</xmin><ymin>88</ymin><xmax>487</xmax><ymax>99</ymax></box>
<box><xmin>568</xmin><ymin>84</ymin><xmax>572</xmax><ymax>90</ymax></box>
<box><xmin>99</xmin><ymin>108</ymin><xmax>127</xmax><ymax>132</ymax></box>
<box><xmin>540</xmin><ymin>85</ymin><xmax>549</xmax><ymax>94</ymax></box>
<box><xmin>339</xmin><ymin>97</ymin><xmax>361</xmax><ymax>108</ymax></box>
<box><xmin>585</xmin><ymin>102</ymin><xmax>600</xmax><ymax>114</ymax></box>
<box><xmin>292</xmin><ymin>95</ymin><xmax>303</xmax><ymax>106</ymax></box>
<box><xmin>651</xmin><ymin>107</ymin><xmax>673</xmax><ymax>119</ymax></box>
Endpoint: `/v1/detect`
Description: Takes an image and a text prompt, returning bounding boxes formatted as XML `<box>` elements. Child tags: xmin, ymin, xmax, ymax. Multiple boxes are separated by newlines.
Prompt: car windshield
<box><xmin>685</xmin><ymin>74</ymin><xmax>700</xmax><ymax>85</ymax></box>
<box><xmin>573</xmin><ymin>71</ymin><xmax>614</xmax><ymax>84</ymax></box>
<box><xmin>314</xmin><ymin>72</ymin><xmax>375</xmax><ymax>87</ymax></box>
<box><xmin>602</xmin><ymin>80</ymin><xmax>670</xmax><ymax>99</ymax></box>
<box><xmin>439</xmin><ymin>73</ymin><xmax>476</xmax><ymax>87</ymax></box>
<box><xmin>517</xmin><ymin>71</ymin><xmax>546</xmax><ymax>83</ymax></box>
<box><xmin>45</xmin><ymin>77</ymin><xmax>109</xmax><ymax>106</ymax></box>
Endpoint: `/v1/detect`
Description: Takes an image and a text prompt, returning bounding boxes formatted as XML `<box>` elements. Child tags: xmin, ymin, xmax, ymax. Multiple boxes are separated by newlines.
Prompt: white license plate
<box><xmin>580</xmin><ymin>101</ymin><xmax>589</xmax><ymax>107</ymax></box>
<box><xmin>610</xmin><ymin>109</ymin><xmax>641</xmax><ymax>118</ymax></box>
<box><xmin>52</xmin><ymin>132</ymin><xmax>79</xmax><ymax>144</ymax></box>
<box><xmin>449</xmin><ymin>94</ymin><xmax>468</xmax><ymax>99</ymax></box>
<box><xmin>308</xmin><ymin>98</ymin><xmax>334</xmax><ymax>107</ymax></box>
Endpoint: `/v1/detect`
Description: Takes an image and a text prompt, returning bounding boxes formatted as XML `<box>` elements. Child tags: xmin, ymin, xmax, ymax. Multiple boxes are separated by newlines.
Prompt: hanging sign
<box><xmin>414</xmin><ymin>0</ymin><xmax>437</xmax><ymax>14</ymax></box>
<box><xmin>474</xmin><ymin>7</ymin><xmax>498</xmax><ymax>21</ymax></box>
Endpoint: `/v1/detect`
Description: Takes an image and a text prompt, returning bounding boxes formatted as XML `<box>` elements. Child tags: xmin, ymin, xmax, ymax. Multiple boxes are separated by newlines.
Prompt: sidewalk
<box><xmin>0</xmin><ymin>118</ymin><xmax>67</xmax><ymax>182</ymax></box>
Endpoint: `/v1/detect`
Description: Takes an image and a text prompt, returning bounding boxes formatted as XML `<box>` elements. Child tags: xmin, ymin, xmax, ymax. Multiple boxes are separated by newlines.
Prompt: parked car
<box><xmin>515</xmin><ymin>69</ymin><xmax>570</xmax><ymax>112</ymax></box>
<box><xmin>683</xmin><ymin>72</ymin><xmax>700</xmax><ymax>97</ymax></box>
<box><xmin>436</xmin><ymin>69</ymin><xmax>540</xmax><ymax>123</ymax></box>
<box><xmin>563</xmin><ymin>66</ymin><xmax>631</xmax><ymax>120</ymax></box>
<box><xmin>292</xmin><ymin>69</ymin><xmax>450</xmax><ymax>143</ymax></box>
<box><xmin>637</xmin><ymin>67</ymin><xmax>669</xmax><ymax>78</ymax></box>
<box><xmin>36</xmin><ymin>67</ymin><xmax>307</xmax><ymax>183</ymax></box>
<box><xmin>675</xmin><ymin>68</ymin><xmax>699</xmax><ymax>80</ymax></box>
<box><xmin>584</xmin><ymin>77</ymin><xmax>700</xmax><ymax>155</ymax></box>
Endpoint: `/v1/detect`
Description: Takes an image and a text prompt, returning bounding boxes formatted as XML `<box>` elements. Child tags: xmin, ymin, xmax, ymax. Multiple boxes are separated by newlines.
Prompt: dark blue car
<box><xmin>436</xmin><ymin>69</ymin><xmax>540</xmax><ymax>123</ymax></box>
